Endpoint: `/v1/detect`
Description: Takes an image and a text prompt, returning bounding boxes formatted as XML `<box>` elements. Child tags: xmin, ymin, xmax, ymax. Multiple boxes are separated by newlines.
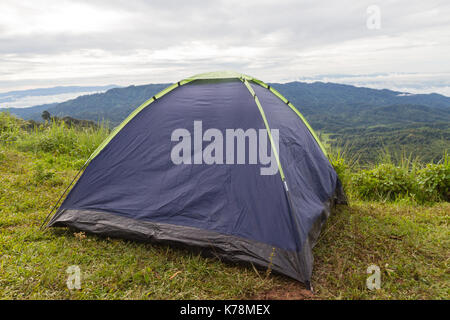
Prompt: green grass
<box><xmin>0</xmin><ymin>112</ymin><xmax>449</xmax><ymax>299</ymax></box>
<box><xmin>313</xmin><ymin>202</ymin><xmax>449</xmax><ymax>299</ymax></box>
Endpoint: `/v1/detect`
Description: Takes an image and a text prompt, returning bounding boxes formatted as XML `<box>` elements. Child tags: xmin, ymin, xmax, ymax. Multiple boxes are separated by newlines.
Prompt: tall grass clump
<box><xmin>328</xmin><ymin>143</ymin><xmax>360</xmax><ymax>200</ymax></box>
<box><xmin>0</xmin><ymin>112</ymin><xmax>110</xmax><ymax>160</ymax></box>
<box><xmin>0</xmin><ymin>112</ymin><xmax>22</xmax><ymax>145</ymax></box>
<box><xmin>351</xmin><ymin>150</ymin><xmax>449</xmax><ymax>204</ymax></box>
<box><xmin>351</xmin><ymin>163</ymin><xmax>415</xmax><ymax>201</ymax></box>
<box><xmin>415</xmin><ymin>153</ymin><xmax>450</xmax><ymax>202</ymax></box>
<box><xmin>328</xmin><ymin>145</ymin><xmax>449</xmax><ymax>204</ymax></box>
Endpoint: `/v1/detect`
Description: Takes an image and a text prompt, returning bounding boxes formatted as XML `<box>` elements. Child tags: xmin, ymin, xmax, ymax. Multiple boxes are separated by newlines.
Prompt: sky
<box><xmin>1</xmin><ymin>0</ymin><xmax>449</xmax><ymax>96</ymax></box>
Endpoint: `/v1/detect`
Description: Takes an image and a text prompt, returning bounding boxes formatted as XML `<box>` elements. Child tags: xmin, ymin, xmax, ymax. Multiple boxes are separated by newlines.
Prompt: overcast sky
<box><xmin>1</xmin><ymin>0</ymin><xmax>449</xmax><ymax>95</ymax></box>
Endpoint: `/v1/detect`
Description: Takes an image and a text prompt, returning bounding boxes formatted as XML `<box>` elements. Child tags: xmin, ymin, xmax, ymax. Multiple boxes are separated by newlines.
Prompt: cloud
<box><xmin>298</xmin><ymin>71</ymin><xmax>450</xmax><ymax>96</ymax></box>
<box><xmin>1</xmin><ymin>91</ymin><xmax>109</xmax><ymax>108</ymax></box>
<box><xmin>0</xmin><ymin>0</ymin><xmax>449</xmax><ymax>95</ymax></box>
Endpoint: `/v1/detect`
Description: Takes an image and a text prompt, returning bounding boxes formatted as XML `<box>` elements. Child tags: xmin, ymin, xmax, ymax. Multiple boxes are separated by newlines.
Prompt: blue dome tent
<box><xmin>46</xmin><ymin>71</ymin><xmax>346</xmax><ymax>287</ymax></box>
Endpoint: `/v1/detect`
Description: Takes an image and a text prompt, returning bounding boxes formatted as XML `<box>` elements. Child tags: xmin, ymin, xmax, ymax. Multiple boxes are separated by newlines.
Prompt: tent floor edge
<box><xmin>49</xmin><ymin>208</ymin><xmax>313</xmax><ymax>285</ymax></box>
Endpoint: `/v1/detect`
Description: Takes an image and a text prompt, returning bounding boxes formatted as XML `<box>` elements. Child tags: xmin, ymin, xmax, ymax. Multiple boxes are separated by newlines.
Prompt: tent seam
<box><xmin>240</xmin><ymin>78</ymin><xmax>285</xmax><ymax>181</ymax></box>
<box><xmin>240</xmin><ymin>77</ymin><xmax>305</xmax><ymax>252</ymax></box>
<box><xmin>250</xmin><ymin>79</ymin><xmax>328</xmax><ymax>158</ymax></box>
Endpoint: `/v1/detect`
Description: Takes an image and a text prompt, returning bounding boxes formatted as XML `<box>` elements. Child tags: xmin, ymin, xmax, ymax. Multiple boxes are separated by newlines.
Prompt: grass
<box><xmin>313</xmin><ymin>202</ymin><xmax>449</xmax><ymax>299</ymax></box>
<box><xmin>0</xmin><ymin>112</ymin><xmax>449</xmax><ymax>299</ymax></box>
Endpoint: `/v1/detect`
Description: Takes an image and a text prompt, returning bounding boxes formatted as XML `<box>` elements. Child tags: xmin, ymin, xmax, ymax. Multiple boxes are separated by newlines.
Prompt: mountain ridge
<box><xmin>1</xmin><ymin>80</ymin><xmax>449</xmax><ymax>163</ymax></box>
<box><xmin>2</xmin><ymin>81</ymin><xmax>449</xmax><ymax>127</ymax></box>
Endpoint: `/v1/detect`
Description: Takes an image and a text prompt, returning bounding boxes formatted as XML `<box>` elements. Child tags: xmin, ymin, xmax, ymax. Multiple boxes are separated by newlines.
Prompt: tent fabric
<box><xmin>48</xmin><ymin>72</ymin><xmax>346</xmax><ymax>285</ymax></box>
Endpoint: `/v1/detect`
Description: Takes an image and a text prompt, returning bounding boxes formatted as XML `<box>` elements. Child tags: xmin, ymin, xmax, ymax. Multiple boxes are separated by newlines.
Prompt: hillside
<box><xmin>328</xmin><ymin>122</ymin><xmax>450</xmax><ymax>164</ymax></box>
<box><xmin>1</xmin><ymin>81</ymin><xmax>449</xmax><ymax>163</ymax></box>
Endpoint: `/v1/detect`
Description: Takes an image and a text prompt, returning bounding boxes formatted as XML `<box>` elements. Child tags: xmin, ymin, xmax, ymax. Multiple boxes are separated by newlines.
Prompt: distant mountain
<box><xmin>268</xmin><ymin>82</ymin><xmax>450</xmax><ymax>131</ymax></box>
<box><xmin>1</xmin><ymin>81</ymin><xmax>449</xmax><ymax>162</ymax></box>
<box><xmin>270</xmin><ymin>82</ymin><xmax>450</xmax><ymax>112</ymax></box>
<box><xmin>3</xmin><ymin>81</ymin><xmax>449</xmax><ymax>126</ymax></box>
<box><xmin>265</xmin><ymin>82</ymin><xmax>449</xmax><ymax>162</ymax></box>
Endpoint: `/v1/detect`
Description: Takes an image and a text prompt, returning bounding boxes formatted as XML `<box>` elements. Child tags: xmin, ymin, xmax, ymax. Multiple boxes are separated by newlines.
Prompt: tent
<box><xmin>47</xmin><ymin>71</ymin><xmax>346</xmax><ymax>287</ymax></box>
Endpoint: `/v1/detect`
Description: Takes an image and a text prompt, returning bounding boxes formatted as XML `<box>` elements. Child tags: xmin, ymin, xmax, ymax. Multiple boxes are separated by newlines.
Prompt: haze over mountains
<box><xmin>0</xmin><ymin>85</ymin><xmax>118</xmax><ymax>109</ymax></box>
<box><xmin>1</xmin><ymin>81</ymin><xmax>449</xmax><ymax>163</ymax></box>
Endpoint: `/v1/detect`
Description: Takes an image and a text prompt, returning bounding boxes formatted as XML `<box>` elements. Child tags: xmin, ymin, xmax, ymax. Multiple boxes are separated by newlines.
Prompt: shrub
<box><xmin>328</xmin><ymin>146</ymin><xmax>357</xmax><ymax>198</ymax></box>
<box><xmin>331</xmin><ymin>154</ymin><xmax>348</xmax><ymax>181</ymax></box>
<box><xmin>416</xmin><ymin>162</ymin><xmax>450</xmax><ymax>202</ymax></box>
<box><xmin>15</xmin><ymin>118</ymin><xmax>110</xmax><ymax>159</ymax></box>
<box><xmin>36</xmin><ymin>132</ymin><xmax>77</xmax><ymax>154</ymax></box>
<box><xmin>350</xmin><ymin>154</ymin><xmax>449</xmax><ymax>204</ymax></box>
<box><xmin>351</xmin><ymin>163</ymin><xmax>415</xmax><ymax>201</ymax></box>
<box><xmin>0</xmin><ymin>112</ymin><xmax>21</xmax><ymax>145</ymax></box>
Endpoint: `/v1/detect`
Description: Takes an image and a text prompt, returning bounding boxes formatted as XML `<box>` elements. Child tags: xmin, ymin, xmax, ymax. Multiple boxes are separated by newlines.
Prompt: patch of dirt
<box><xmin>251</xmin><ymin>282</ymin><xmax>315</xmax><ymax>300</ymax></box>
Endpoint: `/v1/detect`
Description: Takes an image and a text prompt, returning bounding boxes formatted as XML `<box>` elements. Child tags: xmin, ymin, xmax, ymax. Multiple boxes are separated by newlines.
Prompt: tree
<box><xmin>42</xmin><ymin>110</ymin><xmax>51</xmax><ymax>121</ymax></box>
